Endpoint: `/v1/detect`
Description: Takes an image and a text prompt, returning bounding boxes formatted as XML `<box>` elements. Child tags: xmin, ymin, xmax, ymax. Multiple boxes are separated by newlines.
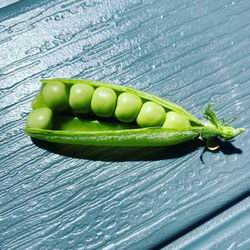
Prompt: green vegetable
<box><xmin>91</xmin><ymin>87</ymin><xmax>117</xmax><ymax>117</ymax></box>
<box><xmin>115</xmin><ymin>92</ymin><xmax>142</xmax><ymax>123</ymax></box>
<box><xmin>69</xmin><ymin>83</ymin><xmax>94</xmax><ymax>114</ymax></box>
<box><xmin>163</xmin><ymin>111</ymin><xmax>190</xmax><ymax>129</ymax></box>
<box><xmin>26</xmin><ymin>107</ymin><xmax>53</xmax><ymax>130</ymax></box>
<box><xmin>136</xmin><ymin>101</ymin><xmax>165</xmax><ymax>128</ymax></box>
<box><xmin>42</xmin><ymin>81</ymin><xmax>68</xmax><ymax>111</ymax></box>
<box><xmin>25</xmin><ymin>78</ymin><xmax>245</xmax><ymax>147</ymax></box>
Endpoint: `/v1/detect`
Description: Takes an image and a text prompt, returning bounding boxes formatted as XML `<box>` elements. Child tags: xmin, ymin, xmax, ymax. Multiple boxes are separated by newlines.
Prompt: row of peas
<box><xmin>41</xmin><ymin>81</ymin><xmax>190</xmax><ymax>129</ymax></box>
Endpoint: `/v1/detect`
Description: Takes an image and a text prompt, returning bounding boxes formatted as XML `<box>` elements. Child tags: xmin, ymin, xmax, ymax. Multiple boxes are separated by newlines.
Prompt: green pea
<box><xmin>69</xmin><ymin>83</ymin><xmax>94</xmax><ymax>113</ymax></box>
<box><xmin>115</xmin><ymin>92</ymin><xmax>142</xmax><ymax>123</ymax></box>
<box><xmin>26</xmin><ymin>107</ymin><xmax>53</xmax><ymax>129</ymax></box>
<box><xmin>42</xmin><ymin>82</ymin><xmax>68</xmax><ymax>111</ymax></box>
<box><xmin>162</xmin><ymin>111</ymin><xmax>190</xmax><ymax>129</ymax></box>
<box><xmin>136</xmin><ymin>101</ymin><xmax>165</xmax><ymax>127</ymax></box>
<box><xmin>91</xmin><ymin>87</ymin><xmax>117</xmax><ymax>117</ymax></box>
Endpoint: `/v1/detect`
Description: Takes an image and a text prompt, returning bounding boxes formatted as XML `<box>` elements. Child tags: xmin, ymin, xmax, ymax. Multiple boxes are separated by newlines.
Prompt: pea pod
<box><xmin>25</xmin><ymin>78</ymin><xmax>244</xmax><ymax>147</ymax></box>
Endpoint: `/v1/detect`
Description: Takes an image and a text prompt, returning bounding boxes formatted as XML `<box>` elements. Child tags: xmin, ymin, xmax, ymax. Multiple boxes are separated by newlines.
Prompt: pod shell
<box><xmin>26</xmin><ymin>78</ymin><xmax>205</xmax><ymax>146</ymax></box>
<box><xmin>26</xmin><ymin>127</ymin><xmax>201</xmax><ymax>147</ymax></box>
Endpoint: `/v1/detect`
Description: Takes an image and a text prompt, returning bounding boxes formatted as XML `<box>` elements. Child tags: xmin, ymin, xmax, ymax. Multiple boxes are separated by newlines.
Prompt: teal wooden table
<box><xmin>0</xmin><ymin>0</ymin><xmax>249</xmax><ymax>249</ymax></box>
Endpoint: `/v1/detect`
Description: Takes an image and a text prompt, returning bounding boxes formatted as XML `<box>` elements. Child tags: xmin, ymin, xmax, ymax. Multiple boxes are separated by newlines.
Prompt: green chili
<box><xmin>25</xmin><ymin>78</ymin><xmax>245</xmax><ymax>147</ymax></box>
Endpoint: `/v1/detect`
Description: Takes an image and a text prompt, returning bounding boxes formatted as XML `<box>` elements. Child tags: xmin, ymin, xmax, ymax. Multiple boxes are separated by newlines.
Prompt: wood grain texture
<box><xmin>167</xmin><ymin>197</ymin><xmax>250</xmax><ymax>250</ymax></box>
<box><xmin>0</xmin><ymin>0</ymin><xmax>249</xmax><ymax>249</ymax></box>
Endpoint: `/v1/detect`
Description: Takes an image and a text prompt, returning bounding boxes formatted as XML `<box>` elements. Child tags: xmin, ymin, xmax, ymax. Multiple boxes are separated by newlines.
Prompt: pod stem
<box><xmin>201</xmin><ymin>104</ymin><xmax>245</xmax><ymax>140</ymax></box>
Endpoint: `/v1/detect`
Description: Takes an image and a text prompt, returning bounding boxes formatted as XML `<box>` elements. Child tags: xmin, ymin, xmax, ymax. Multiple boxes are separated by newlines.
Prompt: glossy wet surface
<box><xmin>0</xmin><ymin>0</ymin><xmax>249</xmax><ymax>249</ymax></box>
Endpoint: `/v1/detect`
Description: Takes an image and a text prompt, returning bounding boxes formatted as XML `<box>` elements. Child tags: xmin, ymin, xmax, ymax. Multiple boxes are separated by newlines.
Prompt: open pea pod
<box><xmin>24</xmin><ymin>78</ymin><xmax>244</xmax><ymax>147</ymax></box>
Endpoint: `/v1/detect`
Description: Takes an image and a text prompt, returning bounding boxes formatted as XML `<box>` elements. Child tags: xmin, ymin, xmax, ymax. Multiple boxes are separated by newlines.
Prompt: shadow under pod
<box><xmin>32</xmin><ymin>137</ymin><xmax>242</xmax><ymax>162</ymax></box>
<box><xmin>200</xmin><ymin>138</ymin><xmax>243</xmax><ymax>163</ymax></box>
